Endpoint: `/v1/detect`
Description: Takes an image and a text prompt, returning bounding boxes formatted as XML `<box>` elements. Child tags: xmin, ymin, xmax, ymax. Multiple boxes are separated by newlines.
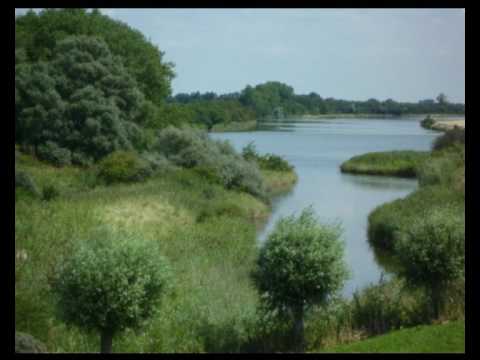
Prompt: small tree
<box><xmin>51</xmin><ymin>231</ymin><xmax>170</xmax><ymax>353</ymax></box>
<box><xmin>394</xmin><ymin>207</ymin><xmax>464</xmax><ymax>320</ymax></box>
<box><xmin>252</xmin><ymin>208</ymin><xmax>350</xmax><ymax>352</ymax></box>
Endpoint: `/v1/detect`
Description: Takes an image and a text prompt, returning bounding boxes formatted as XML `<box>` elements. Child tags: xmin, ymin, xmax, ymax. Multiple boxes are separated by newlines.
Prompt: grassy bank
<box><xmin>321</xmin><ymin>320</ymin><xmax>464</xmax><ymax>353</ymax></box>
<box><xmin>210</xmin><ymin>120</ymin><xmax>257</xmax><ymax>132</ymax></box>
<box><xmin>367</xmin><ymin>145</ymin><xmax>465</xmax><ymax>252</ymax></box>
<box><xmin>340</xmin><ymin>151</ymin><xmax>429</xmax><ymax>178</ymax></box>
<box><xmin>15</xmin><ymin>151</ymin><xmax>297</xmax><ymax>352</ymax></box>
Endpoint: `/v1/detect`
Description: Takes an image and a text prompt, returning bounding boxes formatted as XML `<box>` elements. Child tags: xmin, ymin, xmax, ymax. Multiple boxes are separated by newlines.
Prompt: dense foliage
<box><xmin>242</xmin><ymin>142</ymin><xmax>294</xmax><ymax>172</ymax></box>
<box><xmin>51</xmin><ymin>230</ymin><xmax>170</xmax><ymax>352</ymax></box>
<box><xmin>15</xmin><ymin>9</ymin><xmax>174</xmax><ymax>104</ymax></box>
<box><xmin>154</xmin><ymin>126</ymin><xmax>266</xmax><ymax>198</ymax></box>
<box><xmin>97</xmin><ymin>151</ymin><xmax>152</xmax><ymax>184</ymax></box>
<box><xmin>432</xmin><ymin>127</ymin><xmax>465</xmax><ymax>151</ymax></box>
<box><xmin>16</xmin><ymin>36</ymin><xmax>147</xmax><ymax>164</ymax></box>
<box><xmin>173</xmin><ymin>82</ymin><xmax>465</xmax><ymax>120</ymax></box>
<box><xmin>394</xmin><ymin>207</ymin><xmax>465</xmax><ymax>318</ymax></box>
<box><xmin>252</xmin><ymin>208</ymin><xmax>350</xmax><ymax>351</ymax></box>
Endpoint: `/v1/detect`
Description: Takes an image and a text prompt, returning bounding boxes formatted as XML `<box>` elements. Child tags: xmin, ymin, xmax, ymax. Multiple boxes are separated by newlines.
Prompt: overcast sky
<box><xmin>16</xmin><ymin>9</ymin><xmax>465</xmax><ymax>103</ymax></box>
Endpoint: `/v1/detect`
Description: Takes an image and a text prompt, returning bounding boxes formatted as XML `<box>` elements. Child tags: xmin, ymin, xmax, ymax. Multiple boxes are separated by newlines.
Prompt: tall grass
<box><xmin>15</xmin><ymin>158</ymin><xmax>274</xmax><ymax>352</ymax></box>
<box><xmin>340</xmin><ymin>151</ymin><xmax>429</xmax><ymax>177</ymax></box>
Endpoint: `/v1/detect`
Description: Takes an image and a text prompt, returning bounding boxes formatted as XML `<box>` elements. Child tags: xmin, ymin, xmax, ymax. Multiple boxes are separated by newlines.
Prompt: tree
<box><xmin>51</xmin><ymin>231</ymin><xmax>170</xmax><ymax>353</ymax></box>
<box><xmin>15</xmin><ymin>8</ymin><xmax>174</xmax><ymax>103</ymax></box>
<box><xmin>394</xmin><ymin>207</ymin><xmax>464</xmax><ymax>319</ymax></box>
<box><xmin>252</xmin><ymin>208</ymin><xmax>350</xmax><ymax>352</ymax></box>
<box><xmin>16</xmin><ymin>36</ymin><xmax>147</xmax><ymax>164</ymax></box>
<box><xmin>436</xmin><ymin>93</ymin><xmax>448</xmax><ymax>105</ymax></box>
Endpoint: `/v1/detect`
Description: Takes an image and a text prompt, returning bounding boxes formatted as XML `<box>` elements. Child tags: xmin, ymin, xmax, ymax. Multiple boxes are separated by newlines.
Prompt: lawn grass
<box><xmin>340</xmin><ymin>151</ymin><xmax>429</xmax><ymax>178</ymax></box>
<box><xmin>321</xmin><ymin>320</ymin><xmax>465</xmax><ymax>353</ymax></box>
<box><xmin>15</xmin><ymin>154</ymin><xmax>297</xmax><ymax>352</ymax></box>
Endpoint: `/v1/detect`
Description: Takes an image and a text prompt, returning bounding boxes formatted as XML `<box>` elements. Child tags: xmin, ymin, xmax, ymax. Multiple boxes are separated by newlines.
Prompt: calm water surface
<box><xmin>211</xmin><ymin>117</ymin><xmax>442</xmax><ymax>297</ymax></box>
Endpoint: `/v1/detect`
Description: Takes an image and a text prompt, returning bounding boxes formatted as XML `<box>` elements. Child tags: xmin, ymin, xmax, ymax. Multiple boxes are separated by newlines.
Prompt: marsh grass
<box><xmin>15</xmin><ymin>152</ymin><xmax>295</xmax><ymax>352</ymax></box>
<box><xmin>340</xmin><ymin>151</ymin><xmax>429</xmax><ymax>177</ymax></box>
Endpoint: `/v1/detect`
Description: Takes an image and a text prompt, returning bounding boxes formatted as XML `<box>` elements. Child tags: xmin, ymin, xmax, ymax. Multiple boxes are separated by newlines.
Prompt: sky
<box><xmin>16</xmin><ymin>9</ymin><xmax>465</xmax><ymax>103</ymax></box>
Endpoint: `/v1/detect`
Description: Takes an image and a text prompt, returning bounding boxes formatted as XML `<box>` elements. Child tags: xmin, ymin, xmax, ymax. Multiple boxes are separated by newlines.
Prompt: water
<box><xmin>211</xmin><ymin>116</ymin><xmax>441</xmax><ymax>297</ymax></box>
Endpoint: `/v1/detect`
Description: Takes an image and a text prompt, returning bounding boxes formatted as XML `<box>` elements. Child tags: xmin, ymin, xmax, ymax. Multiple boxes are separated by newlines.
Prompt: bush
<box><xmin>15</xmin><ymin>332</ymin><xmax>47</xmax><ymax>353</ymax></box>
<box><xmin>394</xmin><ymin>206</ymin><xmax>465</xmax><ymax>319</ymax></box>
<box><xmin>140</xmin><ymin>152</ymin><xmax>174</xmax><ymax>175</ymax></box>
<box><xmin>351</xmin><ymin>277</ymin><xmax>428</xmax><ymax>336</ymax></box>
<box><xmin>432</xmin><ymin>127</ymin><xmax>465</xmax><ymax>151</ymax></box>
<box><xmin>242</xmin><ymin>142</ymin><xmax>293</xmax><ymax>172</ymax></box>
<box><xmin>155</xmin><ymin>126</ymin><xmax>266</xmax><ymax>198</ymax></box>
<box><xmin>50</xmin><ymin>230</ymin><xmax>171</xmax><ymax>353</ymax></box>
<box><xmin>98</xmin><ymin>151</ymin><xmax>152</xmax><ymax>184</ymax></box>
<box><xmin>42</xmin><ymin>184</ymin><xmax>60</xmax><ymax>201</ymax></box>
<box><xmin>420</xmin><ymin>115</ymin><xmax>435</xmax><ymax>129</ymax></box>
<box><xmin>71</xmin><ymin>152</ymin><xmax>94</xmax><ymax>167</ymax></box>
<box><xmin>252</xmin><ymin>207</ymin><xmax>350</xmax><ymax>351</ymax></box>
<box><xmin>15</xmin><ymin>169</ymin><xmax>40</xmax><ymax>198</ymax></box>
<box><xmin>36</xmin><ymin>141</ymin><xmax>72</xmax><ymax>167</ymax></box>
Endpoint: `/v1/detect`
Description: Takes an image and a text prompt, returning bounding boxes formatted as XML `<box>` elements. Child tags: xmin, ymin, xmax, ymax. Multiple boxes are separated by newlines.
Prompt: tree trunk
<box><xmin>100</xmin><ymin>329</ymin><xmax>114</xmax><ymax>353</ymax></box>
<box><xmin>293</xmin><ymin>306</ymin><xmax>305</xmax><ymax>353</ymax></box>
<box><xmin>431</xmin><ymin>284</ymin><xmax>443</xmax><ymax>320</ymax></box>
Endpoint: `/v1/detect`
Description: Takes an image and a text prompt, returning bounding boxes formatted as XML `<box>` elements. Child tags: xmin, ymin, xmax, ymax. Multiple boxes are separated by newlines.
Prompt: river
<box><xmin>211</xmin><ymin>116</ymin><xmax>443</xmax><ymax>297</ymax></box>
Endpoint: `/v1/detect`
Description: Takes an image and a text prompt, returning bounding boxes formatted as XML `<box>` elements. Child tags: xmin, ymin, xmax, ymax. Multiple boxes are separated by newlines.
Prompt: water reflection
<box><xmin>340</xmin><ymin>173</ymin><xmax>418</xmax><ymax>191</ymax></box>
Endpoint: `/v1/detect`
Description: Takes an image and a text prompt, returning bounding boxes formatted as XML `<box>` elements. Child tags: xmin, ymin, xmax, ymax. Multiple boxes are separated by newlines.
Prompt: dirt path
<box><xmin>431</xmin><ymin>119</ymin><xmax>465</xmax><ymax>131</ymax></box>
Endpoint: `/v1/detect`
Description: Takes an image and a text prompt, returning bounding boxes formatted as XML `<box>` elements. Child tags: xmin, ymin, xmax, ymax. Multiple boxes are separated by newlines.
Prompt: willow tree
<box><xmin>395</xmin><ymin>207</ymin><xmax>465</xmax><ymax>319</ymax></box>
<box><xmin>51</xmin><ymin>231</ymin><xmax>171</xmax><ymax>353</ymax></box>
<box><xmin>252</xmin><ymin>208</ymin><xmax>350</xmax><ymax>352</ymax></box>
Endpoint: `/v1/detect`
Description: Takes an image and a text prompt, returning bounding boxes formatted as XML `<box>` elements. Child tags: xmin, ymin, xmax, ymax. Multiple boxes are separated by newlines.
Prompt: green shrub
<box><xmin>50</xmin><ymin>230</ymin><xmax>171</xmax><ymax>353</ymax></box>
<box><xmin>242</xmin><ymin>142</ymin><xmax>293</xmax><ymax>172</ymax></box>
<box><xmin>15</xmin><ymin>169</ymin><xmax>40</xmax><ymax>198</ymax></box>
<box><xmin>351</xmin><ymin>277</ymin><xmax>428</xmax><ymax>336</ymax></box>
<box><xmin>252</xmin><ymin>207</ymin><xmax>350</xmax><ymax>351</ymax></box>
<box><xmin>432</xmin><ymin>127</ymin><xmax>465</xmax><ymax>152</ymax></box>
<box><xmin>420</xmin><ymin>115</ymin><xmax>435</xmax><ymax>129</ymax></box>
<box><xmin>155</xmin><ymin>126</ymin><xmax>266</xmax><ymax>198</ymax></box>
<box><xmin>394</xmin><ymin>206</ymin><xmax>465</xmax><ymax>319</ymax></box>
<box><xmin>140</xmin><ymin>152</ymin><xmax>174</xmax><ymax>175</ymax></box>
<box><xmin>37</xmin><ymin>141</ymin><xmax>72</xmax><ymax>167</ymax></box>
<box><xmin>367</xmin><ymin>185</ymin><xmax>463</xmax><ymax>252</ymax></box>
<box><xmin>71</xmin><ymin>152</ymin><xmax>94</xmax><ymax>167</ymax></box>
<box><xmin>42</xmin><ymin>184</ymin><xmax>60</xmax><ymax>201</ymax></box>
<box><xmin>98</xmin><ymin>151</ymin><xmax>152</xmax><ymax>184</ymax></box>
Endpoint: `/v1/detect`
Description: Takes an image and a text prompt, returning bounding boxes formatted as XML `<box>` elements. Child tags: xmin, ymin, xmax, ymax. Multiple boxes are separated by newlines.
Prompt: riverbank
<box><xmin>210</xmin><ymin>120</ymin><xmax>257</xmax><ymax>132</ymax></box>
<box><xmin>15</xmin><ymin>150</ymin><xmax>297</xmax><ymax>352</ymax></box>
<box><xmin>299</xmin><ymin>113</ymin><xmax>464</xmax><ymax>120</ymax></box>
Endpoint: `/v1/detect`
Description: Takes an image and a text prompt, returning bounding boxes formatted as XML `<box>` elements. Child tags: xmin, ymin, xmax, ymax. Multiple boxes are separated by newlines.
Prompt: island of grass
<box><xmin>321</xmin><ymin>320</ymin><xmax>465</xmax><ymax>353</ymax></box>
<box><xmin>340</xmin><ymin>151</ymin><xmax>429</xmax><ymax>178</ymax></box>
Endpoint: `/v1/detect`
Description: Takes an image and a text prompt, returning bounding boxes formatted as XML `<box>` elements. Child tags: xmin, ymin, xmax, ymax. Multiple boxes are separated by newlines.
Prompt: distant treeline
<box><xmin>170</xmin><ymin>82</ymin><xmax>465</xmax><ymax>125</ymax></box>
